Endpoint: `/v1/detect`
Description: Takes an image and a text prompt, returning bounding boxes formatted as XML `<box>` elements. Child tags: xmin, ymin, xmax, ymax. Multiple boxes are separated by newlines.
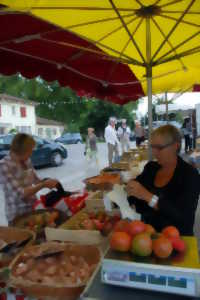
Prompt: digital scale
<box><xmin>81</xmin><ymin>237</ymin><xmax>200</xmax><ymax>299</ymax></box>
<box><xmin>100</xmin><ymin>237</ymin><xmax>200</xmax><ymax>298</ymax></box>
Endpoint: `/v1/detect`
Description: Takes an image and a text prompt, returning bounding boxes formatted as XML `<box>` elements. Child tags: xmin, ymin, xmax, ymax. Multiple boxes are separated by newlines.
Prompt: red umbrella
<box><xmin>0</xmin><ymin>9</ymin><xmax>144</xmax><ymax>104</ymax></box>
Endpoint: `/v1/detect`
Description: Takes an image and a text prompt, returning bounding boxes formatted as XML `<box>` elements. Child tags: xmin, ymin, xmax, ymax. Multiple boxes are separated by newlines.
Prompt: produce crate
<box><xmin>85</xmin><ymin>191</ymin><xmax>104</xmax><ymax>210</ymax></box>
<box><xmin>84</xmin><ymin>173</ymin><xmax>121</xmax><ymax>191</ymax></box>
<box><xmin>110</xmin><ymin>161</ymin><xmax>130</xmax><ymax>171</ymax></box>
<box><xmin>9</xmin><ymin>242</ymin><xmax>101</xmax><ymax>300</ymax></box>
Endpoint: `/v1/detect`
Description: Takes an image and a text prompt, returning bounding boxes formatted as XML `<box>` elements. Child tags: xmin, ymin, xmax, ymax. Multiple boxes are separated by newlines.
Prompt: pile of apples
<box><xmin>24</xmin><ymin>211</ymin><xmax>59</xmax><ymax>233</ymax></box>
<box><xmin>110</xmin><ymin>220</ymin><xmax>186</xmax><ymax>259</ymax></box>
<box><xmin>75</xmin><ymin>211</ymin><xmax>121</xmax><ymax>236</ymax></box>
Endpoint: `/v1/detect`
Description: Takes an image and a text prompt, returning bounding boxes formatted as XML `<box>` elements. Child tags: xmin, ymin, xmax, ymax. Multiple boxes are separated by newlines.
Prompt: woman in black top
<box><xmin>127</xmin><ymin>125</ymin><xmax>200</xmax><ymax>235</ymax></box>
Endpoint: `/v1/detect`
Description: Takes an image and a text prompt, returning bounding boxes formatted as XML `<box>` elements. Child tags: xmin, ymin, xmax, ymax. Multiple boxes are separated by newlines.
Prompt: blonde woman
<box><xmin>127</xmin><ymin>125</ymin><xmax>200</xmax><ymax>235</ymax></box>
<box><xmin>0</xmin><ymin>133</ymin><xmax>58</xmax><ymax>224</ymax></box>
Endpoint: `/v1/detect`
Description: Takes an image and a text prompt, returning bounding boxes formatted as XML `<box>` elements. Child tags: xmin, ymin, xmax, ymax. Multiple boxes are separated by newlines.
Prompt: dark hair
<box><xmin>151</xmin><ymin>125</ymin><xmax>182</xmax><ymax>153</ymax></box>
<box><xmin>11</xmin><ymin>133</ymin><xmax>35</xmax><ymax>155</ymax></box>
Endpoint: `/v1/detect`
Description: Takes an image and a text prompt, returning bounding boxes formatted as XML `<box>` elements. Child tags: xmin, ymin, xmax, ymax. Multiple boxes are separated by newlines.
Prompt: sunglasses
<box><xmin>151</xmin><ymin>141</ymin><xmax>174</xmax><ymax>151</ymax></box>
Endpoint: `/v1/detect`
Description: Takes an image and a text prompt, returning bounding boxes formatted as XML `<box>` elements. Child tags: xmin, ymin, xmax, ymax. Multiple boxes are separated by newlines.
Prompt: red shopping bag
<box><xmin>65</xmin><ymin>190</ymin><xmax>88</xmax><ymax>215</ymax></box>
<box><xmin>33</xmin><ymin>190</ymin><xmax>88</xmax><ymax>215</ymax></box>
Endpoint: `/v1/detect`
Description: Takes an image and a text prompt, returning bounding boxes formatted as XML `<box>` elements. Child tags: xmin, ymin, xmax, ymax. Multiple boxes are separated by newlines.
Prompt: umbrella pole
<box><xmin>165</xmin><ymin>91</ymin><xmax>169</xmax><ymax>123</ymax></box>
<box><xmin>146</xmin><ymin>18</ymin><xmax>152</xmax><ymax>160</ymax></box>
<box><xmin>147</xmin><ymin>68</ymin><xmax>153</xmax><ymax>160</ymax></box>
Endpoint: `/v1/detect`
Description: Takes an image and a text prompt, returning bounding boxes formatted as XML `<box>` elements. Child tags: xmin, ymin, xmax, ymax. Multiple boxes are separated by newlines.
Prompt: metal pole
<box><xmin>146</xmin><ymin>18</ymin><xmax>152</xmax><ymax>160</ymax></box>
<box><xmin>165</xmin><ymin>92</ymin><xmax>169</xmax><ymax>123</ymax></box>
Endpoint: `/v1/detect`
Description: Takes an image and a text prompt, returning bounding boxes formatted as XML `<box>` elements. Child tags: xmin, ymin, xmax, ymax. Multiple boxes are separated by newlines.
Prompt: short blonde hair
<box><xmin>151</xmin><ymin>125</ymin><xmax>181</xmax><ymax>152</ymax></box>
<box><xmin>11</xmin><ymin>133</ymin><xmax>35</xmax><ymax>155</ymax></box>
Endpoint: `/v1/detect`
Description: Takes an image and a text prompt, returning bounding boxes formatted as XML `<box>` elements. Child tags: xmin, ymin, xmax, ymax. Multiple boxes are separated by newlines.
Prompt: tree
<box><xmin>0</xmin><ymin>74</ymin><xmax>139</xmax><ymax>136</ymax></box>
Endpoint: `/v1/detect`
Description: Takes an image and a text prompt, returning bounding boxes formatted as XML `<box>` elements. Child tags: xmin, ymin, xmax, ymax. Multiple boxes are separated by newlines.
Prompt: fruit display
<box><xmin>110</xmin><ymin>221</ymin><xmax>186</xmax><ymax>259</ymax></box>
<box><xmin>61</xmin><ymin>209</ymin><xmax>121</xmax><ymax>236</ymax></box>
<box><xmin>12</xmin><ymin>209</ymin><xmax>68</xmax><ymax>235</ymax></box>
<box><xmin>10</xmin><ymin>242</ymin><xmax>100</xmax><ymax>300</ymax></box>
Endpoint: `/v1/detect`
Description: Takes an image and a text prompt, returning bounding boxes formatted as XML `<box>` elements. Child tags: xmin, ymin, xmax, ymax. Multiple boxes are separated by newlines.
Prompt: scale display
<box><xmin>102</xmin><ymin>237</ymin><xmax>200</xmax><ymax>297</ymax></box>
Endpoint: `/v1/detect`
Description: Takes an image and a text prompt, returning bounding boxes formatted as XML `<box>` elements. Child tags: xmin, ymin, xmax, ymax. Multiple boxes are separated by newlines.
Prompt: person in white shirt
<box><xmin>117</xmin><ymin>119</ymin><xmax>131</xmax><ymax>153</ymax></box>
<box><xmin>104</xmin><ymin>117</ymin><xmax>120</xmax><ymax>166</ymax></box>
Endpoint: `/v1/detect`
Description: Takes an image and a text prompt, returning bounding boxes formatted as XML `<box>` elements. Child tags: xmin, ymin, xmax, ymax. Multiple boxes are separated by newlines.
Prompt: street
<box><xmin>36</xmin><ymin>142</ymin><xmax>109</xmax><ymax>191</ymax></box>
<box><xmin>0</xmin><ymin>142</ymin><xmax>135</xmax><ymax>225</ymax></box>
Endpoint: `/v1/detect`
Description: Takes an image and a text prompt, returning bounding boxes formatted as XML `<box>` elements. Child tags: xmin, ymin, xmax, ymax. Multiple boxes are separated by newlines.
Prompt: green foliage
<box><xmin>0</xmin><ymin>74</ymin><xmax>139</xmax><ymax>136</ymax></box>
<box><xmin>9</xmin><ymin>128</ymin><xmax>18</xmax><ymax>134</ymax></box>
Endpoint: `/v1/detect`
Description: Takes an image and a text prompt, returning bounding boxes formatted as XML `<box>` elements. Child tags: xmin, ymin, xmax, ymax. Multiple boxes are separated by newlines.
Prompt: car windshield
<box><xmin>0</xmin><ymin>135</ymin><xmax>14</xmax><ymax>145</ymax></box>
<box><xmin>73</xmin><ymin>133</ymin><xmax>81</xmax><ymax>138</ymax></box>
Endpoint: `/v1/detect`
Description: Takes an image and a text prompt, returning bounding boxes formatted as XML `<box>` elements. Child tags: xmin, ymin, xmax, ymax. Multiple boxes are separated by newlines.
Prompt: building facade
<box><xmin>0</xmin><ymin>94</ymin><xmax>64</xmax><ymax>139</ymax></box>
<box><xmin>0</xmin><ymin>94</ymin><xmax>36</xmax><ymax>134</ymax></box>
<box><xmin>36</xmin><ymin>117</ymin><xmax>64</xmax><ymax>139</ymax></box>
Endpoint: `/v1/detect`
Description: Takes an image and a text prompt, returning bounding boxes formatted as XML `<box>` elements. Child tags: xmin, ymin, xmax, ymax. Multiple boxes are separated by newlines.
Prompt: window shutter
<box><xmin>20</xmin><ymin>106</ymin><xmax>26</xmax><ymax>117</ymax></box>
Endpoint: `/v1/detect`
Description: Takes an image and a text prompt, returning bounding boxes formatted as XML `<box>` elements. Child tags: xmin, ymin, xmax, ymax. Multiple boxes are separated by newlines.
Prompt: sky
<box><xmin>137</xmin><ymin>92</ymin><xmax>200</xmax><ymax>118</ymax></box>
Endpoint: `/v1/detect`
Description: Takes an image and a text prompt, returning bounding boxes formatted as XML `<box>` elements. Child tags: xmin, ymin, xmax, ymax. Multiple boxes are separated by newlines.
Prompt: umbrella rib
<box><xmin>28</xmin><ymin>6</ymin><xmax>137</xmax><ymax>12</ymax></box>
<box><xmin>0</xmin><ymin>9</ymin><xmax>136</xmax><ymax>65</ymax></box>
<box><xmin>154</xmin><ymin>45</ymin><xmax>200</xmax><ymax>65</ymax></box>
<box><xmin>154</xmin><ymin>0</ymin><xmax>162</xmax><ymax>5</ymax></box>
<box><xmin>0</xmin><ymin>13</ymin><xmax>141</xmax><ymax>66</ymax></box>
<box><xmin>112</xmin><ymin>68</ymin><xmax>181</xmax><ymax>85</ymax></box>
<box><xmin>159</xmin><ymin>0</ymin><xmax>185</xmax><ymax>8</ymax></box>
<box><xmin>105</xmin><ymin>18</ymin><xmax>144</xmax><ymax>82</ymax></box>
<box><xmin>66</xmin><ymin>15</ymin><xmax>139</xmax><ymax>62</ymax></box>
<box><xmin>151</xmin><ymin>0</ymin><xmax>195</xmax><ymax>62</ymax></box>
<box><xmin>109</xmin><ymin>0</ymin><xmax>146</xmax><ymax>64</ymax></box>
<box><xmin>0</xmin><ymin>45</ymin><xmax>129</xmax><ymax>85</ymax></box>
<box><xmin>66</xmin><ymin>12</ymin><xmax>136</xmax><ymax>30</ymax></box>
<box><xmin>155</xmin><ymin>30</ymin><xmax>200</xmax><ymax>65</ymax></box>
<box><xmin>40</xmin><ymin>36</ymin><xmax>132</xmax><ymax>65</ymax></box>
<box><xmin>161</xmin><ymin>10</ymin><xmax>200</xmax><ymax>14</ymax></box>
<box><xmin>135</xmin><ymin>0</ymin><xmax>143</xmax><ymax>6</ymax></box>
<box><xmin>151</xmin><ymin>17</ymin><xmax>186</xmax><ymax>69</ymax></box>
<box><xmin>70</xmin><ymin>30</ymin><xmax>144</xmax><ymax>66</ymax></box>
<box><xmin>160</xmin><ymin>13</ymin><xmax>200</xmax><ymax>28</ymax></box>
<box><xmin>172</xmin><ymin>85</ymin><xmax>195</xmax><ymax>101</ymax></box>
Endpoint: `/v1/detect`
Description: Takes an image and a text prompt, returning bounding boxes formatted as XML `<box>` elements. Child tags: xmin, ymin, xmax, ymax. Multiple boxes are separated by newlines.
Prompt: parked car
<box><xmin>55</xmin><ymin>132</ymin><xmax>83</xmax><ymax>144</ymax></box>
<box><xmin>0</xmin><ymin>134</ymin><xmax>67</xmax><ymax>167</ymax></box>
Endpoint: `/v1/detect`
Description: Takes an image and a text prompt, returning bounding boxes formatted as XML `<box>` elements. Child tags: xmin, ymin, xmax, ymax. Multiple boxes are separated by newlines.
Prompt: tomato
<box><xmin>114</xmin><ymin>220</ymin><xmax>129</xmax><ymax>232</ymax></box>
<box><xmin>110</xmin><ymin>231</ymin><xmax>131</xmax><ymax>252</ymax></box>
<box><xmin>126</xmin><ymin>220</ymin><xmax>146</xmax><ymax>237</ymax></box>
<box><xmin>153</xmin><ymin>236</ymin><xmax>173</xmax><ymax>258</ymax></box>
<box><xmin>93</xmin><ymin>219</ymin><xmax>104</xmax><ymax>231</ymax></box>
<box><xmin>145</xmin><ymin>224</ymin><xmax>156</xmax><ymax>236</ymax></box>
<box><xmin>169</xmin><ymin>237</ymin><xmax>186</xmax><ymax>253</ymax></box>
<box><xmin>162</xmin><ymin>226</ymin><xmax>180</xmax><ymax>238</ymax></box>
<box><xmin>131</xmin><ymin>233</ymin><xmax>152</xmax><ymax>256</ymax></box>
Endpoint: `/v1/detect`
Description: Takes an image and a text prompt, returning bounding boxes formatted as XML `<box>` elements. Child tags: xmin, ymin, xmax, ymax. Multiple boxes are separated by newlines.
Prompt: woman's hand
<box><xmin>126</xmin><ymin>180</ymin><xmax>153</xmax><ymax>203</ymax></box>
<box><xmin>43</xmin><ymin>179</ymin><xmax>59</xmax><ymax>189</ymax></box>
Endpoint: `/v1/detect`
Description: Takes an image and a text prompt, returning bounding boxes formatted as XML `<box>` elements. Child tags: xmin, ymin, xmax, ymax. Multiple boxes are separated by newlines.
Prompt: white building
<box><xmin>0</xmin><ymin>94</ymin><xmax>65</xmax><ymax>139</ymax></box>
<box><xmin>0</xmin><ymin>94</ymin><xmax>37</xmax><ymax>134</ymax></box>
<box><xmin>36</xmin><ymin>117</ymin><xmax>64</xmax><ymax>139</ymax></box>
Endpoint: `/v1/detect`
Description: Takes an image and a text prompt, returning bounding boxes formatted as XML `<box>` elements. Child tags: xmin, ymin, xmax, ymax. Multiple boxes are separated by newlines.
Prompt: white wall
<box><xmin>0</xmin><ymin>100</ymin><xmax>36</xmax><ymax>134</ymax></box>
<box><xmin>196</xmin><ymin>103</ymin><xmax>200</xmax><ymax>136</ymax></box>
<box><xmin>37</xmin><ymin>125</ymin><xmax>64</xmax><ymax>139</ymax></box>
